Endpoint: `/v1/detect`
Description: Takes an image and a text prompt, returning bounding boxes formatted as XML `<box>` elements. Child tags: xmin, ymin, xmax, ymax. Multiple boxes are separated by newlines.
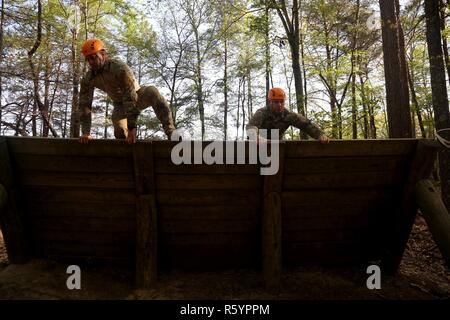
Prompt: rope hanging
<box><xmin>436</xmin><ymin>129</ymin><xmax>450</xmax><ymax>149</ymax></box>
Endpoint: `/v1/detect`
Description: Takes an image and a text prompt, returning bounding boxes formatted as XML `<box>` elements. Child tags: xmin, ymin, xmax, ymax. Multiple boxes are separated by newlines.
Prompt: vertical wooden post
<box><xmin>383</xmin><ymin>139</ymin><xmax>439</xmax><ymax>274</ymax></box>
<box><xmin>261</xmin><ymin>142</ymin><xmax>285</xmax><ymax>291</ymax></box>
<box><xmin>0</xmin><ymin>184</ymin><xmax>7</xmax><ymax>210</ymax></box>
<box><xmin>133</xmin><ymin>142</ymin><xmax>157</xmax><ymax>288</ymax></box>
<box><xmin>136</xmin><ymin>194</ymin><xmax>158</xmax><ymax>286</ymax></box>
<box><xmin>0</xmin><ymin>137</ymin><xmax>29</xmax><ymax>263</ymax></box>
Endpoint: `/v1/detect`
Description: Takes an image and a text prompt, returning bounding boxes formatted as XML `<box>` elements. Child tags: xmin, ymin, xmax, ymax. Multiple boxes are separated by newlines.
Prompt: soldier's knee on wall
<box><xmin>137</xmin><ymin>86</ymin><xmax>165</xmax><ymax>110</ymax></box>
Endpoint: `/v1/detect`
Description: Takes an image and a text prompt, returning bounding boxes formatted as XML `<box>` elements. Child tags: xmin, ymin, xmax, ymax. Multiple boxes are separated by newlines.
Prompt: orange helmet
<box><xmin>268</xmin><ymin>87</ymin><xmax>286</xmax><ymax>101</ymax></box>
<box><xmin>81</xmin><ymin>38</ymin><xmax>104</xmax><ymax>57</ymax></box>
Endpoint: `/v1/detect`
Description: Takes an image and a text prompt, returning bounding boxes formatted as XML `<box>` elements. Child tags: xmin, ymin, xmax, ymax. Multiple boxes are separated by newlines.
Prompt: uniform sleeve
<box><xmin>246</xmin><ymin>109</ymin><xmax>264</xmax><ymax>139</ymax></box>
<box><xmin>79</xmin><ymin>75</ymin><xmax>94</xmax><ymax>135</ymax></box>
<box><xmin>286</xmin><ymin>111</ymin><xmax>325</xmax><ymax>140</ymax></box>
<box><xmin>116</xmin><ymin>64</ymin><xmax>140</xmax><ymax>129</ymax></box>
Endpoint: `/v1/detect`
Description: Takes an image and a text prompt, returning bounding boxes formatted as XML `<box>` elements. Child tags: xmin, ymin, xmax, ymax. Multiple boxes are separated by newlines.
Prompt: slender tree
<box><xmin>379</xmin><ymin>0</ymin><xmax>413</xmax><ymax>138</ymax></box>
<box><xmin>424</xmin><ymin>0</ymin><xmax>450</xmax><ymax>211</ymax></box>
<box><xmin>0</xmin><ymin>0</ymin><xmax>4</xmax><ymax>133</ymax></box>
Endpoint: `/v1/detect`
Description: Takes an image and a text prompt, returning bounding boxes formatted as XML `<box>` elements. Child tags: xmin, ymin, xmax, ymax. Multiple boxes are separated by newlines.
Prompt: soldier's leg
<box><xmin>136</xmin><ymin>86</ymin><xmax>176</xmax><ymax>138</ymax></box>
<box><xmin>111</xmin><ymin>105</ymin><xmax>128</xmax><ymax>139</ymax></box>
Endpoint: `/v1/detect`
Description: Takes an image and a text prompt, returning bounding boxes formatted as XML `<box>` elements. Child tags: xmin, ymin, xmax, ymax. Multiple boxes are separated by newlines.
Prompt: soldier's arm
<box><xmin>117</xmin><ymin>64</ymin><xmax>140</xmax><ymax>130</ymax></box>
<box><xmin>246</xmin><ymin>110</ymin><xmax>264</xmax><ymax>140</ymax></box>
<box><xmin>79</xmin><ymin>76</ymin><xmax>95</xmax><ymax>135</ymax></box>
<box><xmin>286</xmin><ymin>111</ymin><xmax>325</xmax><ymax>140</ymax></box>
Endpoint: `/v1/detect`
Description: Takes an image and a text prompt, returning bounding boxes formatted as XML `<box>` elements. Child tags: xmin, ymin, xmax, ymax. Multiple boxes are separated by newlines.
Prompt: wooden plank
<box><xmin>284</xmin><ymin>139</ymin><xmax>418</xmax><ymax>158</ymax></box>
<box><xmin>282</xmin><ymin>188</ymin><xmax>399</xmax><ymax>206</ymax></box>
<box><xmin>159</xmin><ymin>205</ymin><xmax>258</xmax><ymax>220</ymax></box>
<box><xmin>0</xmin><ymin>137</ymin><xmax>29</xmax><ymax>263</ymax></box>
<box><xmin>282</xmin><ymin>215</ymin><xmax>369</xmax><ymax>231</ymax></box>
<box><xmin>6</xmin><ymin>136</ymin><xmax>133</xmax><ymax>157</ymax></box>
<box><xmin>282</xmin><ymin>228</ymin><xmax>368</xmax><ymax>243</ymax></box>
<box><xmin>152</xmin><ymin>140</ymin><xmax>260</xmax><ymax>159</ymax></box>
<box><xmin>136</xmin><ymin>195</ymin><xmax>157</xmax><ymax>288</ymax></box>
<box><xmin>261</xmin><ymin>143</ymin><xmax>284</xmax><ymax>291</ymax></box>
<box><xmin>157</xmin><ymin>189</ymin><xmax>260</xmax><ymax>206</ymax></box>
<box><xmin>33</xmin><ymin>254</ymin><xmax>132</xmax><ymax>266</ymax></box>
<box><xmin>283</xmin><ymin>171</ymin><xmax>406</xmax><ymax>189</ymax></box>
<box><xmin>159</xmin><ymin>243</ymin><xmax>258</xmax><ymax>270</ymax></box>
<box><xmin>33</xmin><ymin>216</ymin><xmax>135</xmax><ymax>232</ymax></box>
<box><xmin>284</xmin><ymin>156</ymin><xmax>407</xmax><ymax>174</ymax></box>
<box><xmin>160</xmin><ymin>232</ymin><xmax>256</xmax><ymax>245</ymax></box>
<box><xmin>155</xmin><ymin>159</ymin><xmax>260</xmax><ymax>175</ymax></box>
<box><xmin>14</xmin><ymin>154</ymin><xmax>133</xmax><ymax>173</ymax></box>
<box><xmin>282</xmin><ymin>203</ymin><xmax>378</xmax><ymax>218</ymax></box>
<box><xmin>383</xmin><ymin>140</ymin><xmax>439</xmax><ymax>273</ymax></box>
<box><xmin>24</xmin><ymin>186</ymin><xmax>136</xmax><ymax>204</ymax></box>
<box><xmin>6</xmin><ymin>137</ymin><xmax>420</xmax><ymax>159</ymax></box>
<box><xmin>19</xmin><ymin>171</ymin><xmax>135</xmax><ymax>189</ymax></box>
<box><xmin>30</xmin><ymin>202</ymin><xmax>135</xmax><ymax>219</ymax></box>
<box><xmin>160</xmin><ymin>219</ymin><xmax>257</xmax><ymax>233</ymax></box>
<box><xmin>283</xmin><ymin>242</ymin><xmax>366</xmax><ymax>266</ymax></box>
<box><xmin>37</xmin><ymin>241</ymin><xmax>134</xmax><ymax>258</ymax></box>
<box><xmin>32</xmin><ymin>229</ymin><xmax>134</xmax><ymax>245</ymax></box>
<box><xmin>156</xmin><ymin>174</ymin><xmax>262</xmax><ymax>190</ymax></box>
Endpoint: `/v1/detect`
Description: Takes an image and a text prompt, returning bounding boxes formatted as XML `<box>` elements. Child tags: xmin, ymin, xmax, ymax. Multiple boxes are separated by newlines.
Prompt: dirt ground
<box><xmin>0</xmin><ymin>214</ymin><xmax>449</xmax><ymax>300</ymax></box>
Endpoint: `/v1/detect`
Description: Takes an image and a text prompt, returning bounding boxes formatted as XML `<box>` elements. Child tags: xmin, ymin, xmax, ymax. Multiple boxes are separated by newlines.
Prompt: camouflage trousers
<box><xmin>112</xmin><ymin>86</ymin><xmax>176</xmax><ymax>139</ymax></box>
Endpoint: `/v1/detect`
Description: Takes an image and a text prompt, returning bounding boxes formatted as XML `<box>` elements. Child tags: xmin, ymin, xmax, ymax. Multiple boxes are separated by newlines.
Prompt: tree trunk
<box><xmin>325</xmin><ymin>35</ymin><xmax>338</xmax><ymax>139</ymax></box>
<box><xmin>351</xmin><ymin>0</ymin><xmax>360</xmax><ymax>139</ymax></box>
<box><xmin>32</xmin><ymin>99</ymin><xmax>37</xmax><ymax>136</ymax></box>
<box><xmin>359</xmin><ymin>73</ymin><xmax>369</xmax><ymax>139</ymax></box>
<box><xmin>27</xmin><ymin>0</ymin><xmax>58</xmax><ymax>138</ymax></box>
<box><xmin>0</xmin><ymin>0</ymin><xmax>4</xmax><ymax>134</ymax></box>
<box><xmin>379</xmin><ymin>0</ymin><xmax>413</xmax><ymax>138</ymax></box>
<box><xmin>223</xmin><ymin>39</ymin><xmax>228</xmax><ymax>140</ymax></box>
<box><xmin>70</xmin><ymin>24</ymin><xmax>80</xmax><ymax>138</ymax></box>
<box><xmin>424</xmin><ymin>0</ymin><xmax>450</xmax><ymax>212</ymax></box>
<box><xmin>265</xmin><ymin>4</ymin><xmax>271</xmax><ymax>107</ymax></box>
<box><xmin>439</xmin><ymin>0</ymin><xmax>450</xmax><ymax>87</ymax></box>
<box><xmin>241</xmin><ymin>77</ymin><xmax>246</xmax><ymax>140</ymax></box>
<box><xmin>63</xmin><ymin>90</ymin><xmax>69</xmax><ymax>138</ymax></box>
<box><xmin>363</xmin><ymin>69</ymin><xmax>377</xmax><ymax>139</ymax></box>
<box><xmin>407</xmin><ymin>63</ymin><xmax>426</xmax><ymax>138</ymax></box>
<box><xmin>300</xmin><ymin>24</ymin><xmax>308</xmax><ymax>116</ymax></box>
<box><xmin>290</xmin><ymin>40</ymin><xmax>304</xmax><ymax>117</ymax></box>
<box><xmin>276</xmin><ymin>0</ymin><xmax>308</xmax><ymax>139</ymax></box>
<box><xmin>42</xmin><ymin>24</ymin><xmax>51</xmax><ymax>137</ymax></box>
<box><xmin>237</xmin><ymin>78</ymin><xmax>241</xmax><ymax>139</ymax></box>
<box><xmin>247</xmin><ymin>68</ymin><xmax>253</xmax><ymax>119</ymax></box>
<box><xmin>193</xmin><ymin>27</ymin><xmax>205</xmax><ymax>140</ymax></box>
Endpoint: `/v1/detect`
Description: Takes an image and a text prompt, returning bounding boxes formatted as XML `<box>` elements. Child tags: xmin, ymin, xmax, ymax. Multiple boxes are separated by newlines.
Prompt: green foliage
<box><xmin>0</xmin><ymin>0</ymin><xmax>441</xmax><ymax>140</ymax></box>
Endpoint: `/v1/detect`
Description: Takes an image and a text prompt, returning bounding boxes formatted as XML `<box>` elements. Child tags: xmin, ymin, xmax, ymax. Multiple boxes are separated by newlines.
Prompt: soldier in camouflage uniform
<box><xmin>78</xmin><ymin>38</ymin><xmax>176</xmax><ymax>144</ymax></box>
<box><xmin>246</xmin><ymin>87</ymin><xmax>329</xmax><ymax>143</ymax></box>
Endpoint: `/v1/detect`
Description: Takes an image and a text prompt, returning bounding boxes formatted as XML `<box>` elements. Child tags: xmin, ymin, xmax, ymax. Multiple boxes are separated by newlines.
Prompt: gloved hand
<box><xmin>79</xmin><ymin>134</ymin><xmax>93</xmax><ymax>144</ymax></box>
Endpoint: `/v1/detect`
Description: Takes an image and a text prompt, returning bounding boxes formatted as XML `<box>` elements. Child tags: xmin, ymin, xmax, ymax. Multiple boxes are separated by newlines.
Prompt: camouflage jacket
<box><xmin>246</xmin><ymin>107</ymin><xmax>325</xmax><ymax>140</ymax></box>
<box><xmin>79</xmin><ymin>58</ymin><xmax>141</xmax><ymax>134</ymax></box>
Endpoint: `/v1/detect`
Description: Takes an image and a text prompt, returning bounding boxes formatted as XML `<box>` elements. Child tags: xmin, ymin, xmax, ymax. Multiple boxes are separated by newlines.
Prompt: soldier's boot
<box><xmin>137</xmin><ymin>86</ymin><xmax>176</xmax><ymax>139</ymax></box>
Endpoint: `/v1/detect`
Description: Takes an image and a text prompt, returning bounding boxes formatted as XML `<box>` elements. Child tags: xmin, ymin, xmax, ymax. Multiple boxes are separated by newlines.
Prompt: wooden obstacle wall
<box><xmin>0</xmin><ymin>137</ymin><xmax>438</xmax><ymax>287</ymax></box>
